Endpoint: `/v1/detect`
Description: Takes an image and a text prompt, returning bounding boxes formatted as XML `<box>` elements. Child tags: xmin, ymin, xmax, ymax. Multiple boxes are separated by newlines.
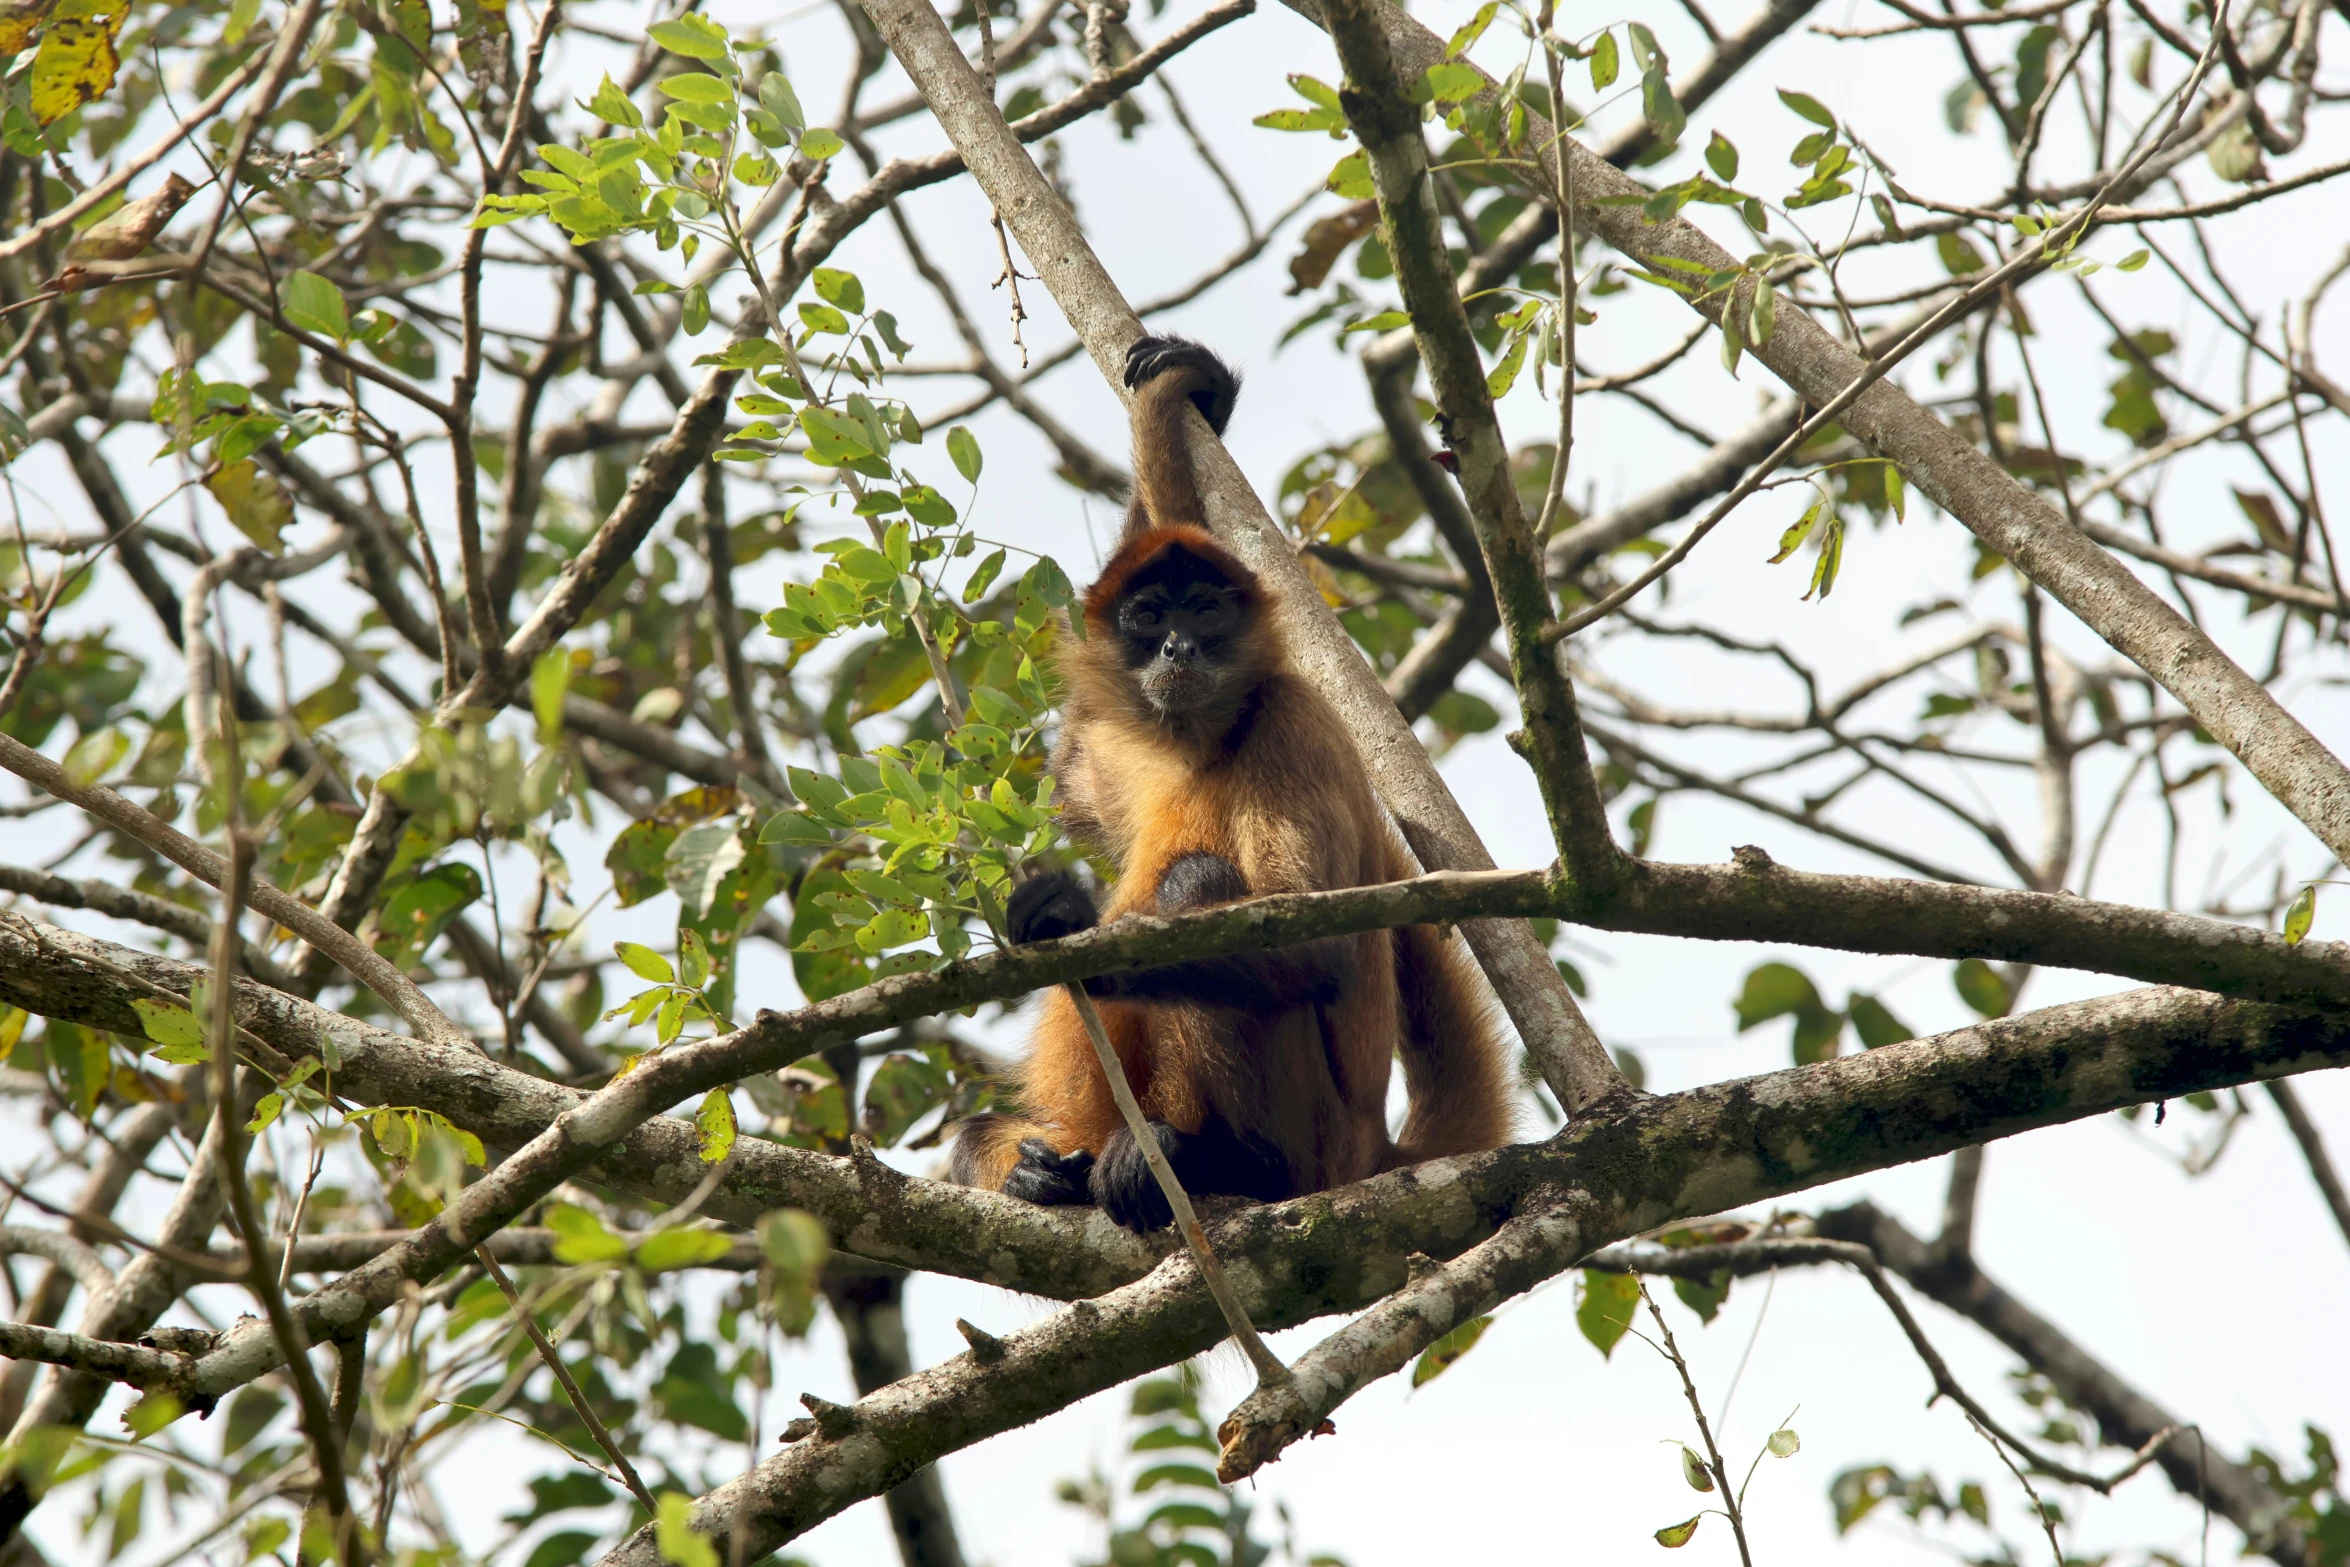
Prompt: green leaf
<box><xmin>1732</xmin><ymin>961</ymin><xmax>1821</xmax><ymax>1030</ymax></box>
<box><xmin>1410</xmin><ymin>1314</ymin><xmax>1492</xmax><ymax>1386</ymax></box>
<box><xmin>1288</xmin><ymin>71</ymin><xmax>1342</xmax><ymax>109</ymax></box>
<box><xmin>947</xmin><ymin>424</ymin><xmax>982</xmax><ymax>482</ymax></box>
<box><xmin>667</xmin><ymin>817</ymin><xmax>747</xmax><ymax>919</ymax></box>
<box><xmin>1577</xmin><ymin>1269</ymin><xmax>1639</xmax><ymax>1357</ymax></box>
<box><xmin>131</xmin><ymin>997</ymin><xmax>206</xmax><ymax>1057</ymax></box>
<box><xmin>1326</xmin><ymin>148</ymin><xmax>1375</xmax><ymax>198</ymax></box>
<box><xmin>1640</xmin><ymin>68</ymin><xmax>1685</xmax><ymax>146</ymax></box>
<box><xmin>531</xmin><ymin>648</ymin><xmax>569</xmax><ymax>743</ymax></box>
<box><xmin>656</xmin><ymin>71</ymin><xmax>735</xmax><ymax>102</ymax></box>
<box><xmin>545</xmin><ymin>1202</ymin><xmax>630</xmax><ymax>1264</ymax></box>
<box><xmin>1589</xmin><ymin>30</ymin><xmax>1619</xmax><ymax>91</ymax></box>
<box><xmin>797</xmin><ymin>127</ymin><xmax>843</xmax><ymax>160</ymax></box>
<box><xmin>757</xmin><ymin>1208</ymin><xmax>831</xmax><ymax>1278</ymax></box>
<box><xmin>964</xmin><ymin>548</ymin><xmax>1007</xmax><ymax>602</ymax></box>
<box><xmin>695</xmin><ymin>1088</ymin><xmax>737</xmax><ymax>1163</ymax></box>
<box><xmin>124</xmin><ymin>1391</ymin><xmax>185</xmax><ymax>1440</ymax></box>
<box><xmin>282</xmin><ymin>270</ymin><xmax>348</xmax><ymax>340</ymax></box>
<box><xmin>1421</xmin><ymin>61</ymin><xmax>1485</xmax><ymax>104</ymax></box>
<box><xmin>682</xmin><ymin>284</ymin><xmax>709</xmax><ymax>336</ymax></box>
<box><xmin>636</xmin><ymin>1227</ymin><xmax>733</xmax><ymax>1272</ymax></box>
<box><xmin>2283</xmin><ymin>885</ymin><xmax>2316</xmax><ymax>945</ymax></box>
<box><xmin>758</xmin><ymin>71</ymin><xmax>805</xmax><ymax>131</ymax></box>
<box><xmin>2117</xmin><ymin>248</ymin><xmax>2150</xmax><ymax>272</ymax></box>
<box><xmin>1768</xmin><ymin>497</ymin><xmax>1823</xmax><ymax>563</ymax></box>
<box><xmin>1705</xmin><ymin>131</ymin><xmax>1739</xmax><ymax>181</ymax></box>
<box><xmin>615</xmin><ymin>941</ymin><xmax>675</xmax><ymax>982</ymax></box>
<box><xmin>648</xmin><ymin>15</ymin><xmax>731</xmax><ymax>59</ymax></box>
<box><xmin>1343</xmin><ymin>310</ymin><xmax>1412</xmax><ymax>334</ymax></box>
<box><xmin>1254</xmin><ymin>107</ymin><xmax>1342</xmax><ymax>133</ymax></box>
<box><xmin>373</xmin><ymin>862</ymin><xmax>483</xmax><ymax>968</ymax></box>
<box><xmin>1749</xmin><ymin>276</ymin><xmax>1778</xmax><ymax>346</ymax></box>
<box><xmin>1778</xmin><ymin>87</ymin><xmax>1836</xmax><ymax>127</ymax></box>
<box><xmin>1655</xmin><ymin>1516</ymin><xmax>1701</xmax><ymax>1548</ymax></box>
<box><xmin>583</xmin><ymin>73</ymin><xmax>641</xmax><ymax>127</ymax></box>
<box><xmin>1846</xmin><ymin>992</ymin><xmax>1913</xmax><ymax>1048</ymax></box>
<box><xmin>655</xmin><ymin>1493</ymin><xmax>719</xmax><ymax>1567</ymax></box>
<box><xmin>812</xmin><ymin>266</ymin><xmax>865</xmax><ymax>314</ymax></box>
<box><xmin>1768</xmin><ymin>1427</ymin><xmax>1801</xmax><ymax>1458</ymax></box>
<box><xmin>1625</xmin><ymin>21</ymin><xmax>1664</xmax><ymax>72</ymax></box>
<box><xmin>1680</xmin><ymin>1444</ymin><xmax>1715</xmax><ymax>1491</ymax></box>
<box><xmin>1953</xmin><ymin>957</ymin><xmax>2010</xmax><ymax>1018</ymax></box>
<box><xmin>1883</xmin><ymin>462</ymin><xmax>1905</xmax><ymax>520</ymax></box>
<box><xmin>1446</xmin><ymin>1</ymin><xmax>1497</xmax><ymax>59</ymax></box>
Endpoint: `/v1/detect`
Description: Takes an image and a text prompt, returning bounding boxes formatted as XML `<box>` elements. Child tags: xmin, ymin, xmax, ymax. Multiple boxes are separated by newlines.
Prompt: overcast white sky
<box><xmin>7</xmin><ymin>0</ymin><xmax>2349</xmax><ymax>1560</ymax></box>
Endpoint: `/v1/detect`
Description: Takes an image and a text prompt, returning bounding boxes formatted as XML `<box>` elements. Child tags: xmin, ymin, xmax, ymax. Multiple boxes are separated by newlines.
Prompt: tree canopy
<box><xmin>0</xmin><ymin>0</ymin><xmax>2346</xmax><ymax>1561</ymax></box>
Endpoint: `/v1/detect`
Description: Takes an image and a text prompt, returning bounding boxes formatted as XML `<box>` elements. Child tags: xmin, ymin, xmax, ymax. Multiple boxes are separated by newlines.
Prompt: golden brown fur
<box><xmin>951</xmin><ymin>338</ymin><xmax>1515</xmax><ymax>1224</ymax></box>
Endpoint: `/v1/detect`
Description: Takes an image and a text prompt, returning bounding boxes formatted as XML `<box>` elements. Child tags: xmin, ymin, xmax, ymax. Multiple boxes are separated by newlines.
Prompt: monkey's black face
<box><xmin>1116</xmin><ymin>572</ymin><xmax>1246</xmax><ymax>718</ymax></box>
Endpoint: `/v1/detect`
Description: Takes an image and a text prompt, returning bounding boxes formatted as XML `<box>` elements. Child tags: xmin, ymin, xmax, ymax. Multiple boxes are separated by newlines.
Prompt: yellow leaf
<box><xmin>202</xmin><ymin>459</ymin><xmax>294</xmax><ymax>554</ymax></box>
<box><xmin>0</xmin><ymin>0</ymin><xmax>56</xmax><ymax>59</ymax></box>
<box><xmin>28</xmin><ymin>0</ymin><xmax>127</xmax><ymax>125</ymax></box>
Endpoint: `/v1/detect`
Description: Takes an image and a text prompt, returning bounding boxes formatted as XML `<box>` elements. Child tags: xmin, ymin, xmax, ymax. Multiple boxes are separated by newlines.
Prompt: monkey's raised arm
<box><xmin>1122</xmin><ymin>336</ymin><xmax>1239</xmax><ymax>540</ymax></box>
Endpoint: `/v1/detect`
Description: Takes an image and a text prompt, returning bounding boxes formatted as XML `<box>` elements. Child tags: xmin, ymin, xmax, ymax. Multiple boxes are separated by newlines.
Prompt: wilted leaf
<box><xmin>695</xmin><ymin>1087</ymin><xmax>736</xmax><ymax>1162</ymax></box>
<box><xmin>1679</xmin><ymin>1444</ymin><xmax>1715</xmax><ymax>1491</ymax></box>
<box><xmin>2283</xmin><ymin>885</ymin><xmax>2315</xmax><ymax>946</ymax></box>
<box><xmin>1655</xmin><ymin>1516</ymin><xmax>1701</xmax><ymax>1548</ymax></box>
<box><xmin>1410</xmin><ymin>1314</ymin><xmax>1492</xmax><ymax>1387</ymax></box>
<box><xmin>1284</xmin><ymin>199</ymin><xmax>1379</xmax><ymax>294</ymax></box>
<box><xmin>29</xmin><ymin>0</ymin><xmax>126</xmax><ymax>125</ymax></box>
<box><xmin>203</xmin><ymin>460</ymin><xmax>295</xmax><ymax>554</ymax></box>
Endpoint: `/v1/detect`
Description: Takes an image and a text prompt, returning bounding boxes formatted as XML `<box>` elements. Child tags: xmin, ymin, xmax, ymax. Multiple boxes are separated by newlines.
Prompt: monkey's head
<box><xmin>1081</xmin><ymin>526</ymin><xmax>1273</xmax><ymax>730</ymax></box>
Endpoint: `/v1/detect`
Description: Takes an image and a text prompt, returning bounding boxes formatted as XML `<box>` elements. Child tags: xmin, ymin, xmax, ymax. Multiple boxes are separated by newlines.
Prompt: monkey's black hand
<box><xmin>1006</xmin><ymin>870</ymin><xmax>1098</xmax><ymax>946</ymax></box>
<box><xmin>1002</xmin><ymin>1138</ymin><xmax>1096</xmax><ymax>1206</ymax></box>
<box><xmin>1122</xmin><ymin>335</ymin><xmax>1240</xmax><ymax>435</ymax></box>
<box><xmin>1091</xmin><ymin>1122</ymin><xmax>1182</xmax><ymax>1232</ymax></box>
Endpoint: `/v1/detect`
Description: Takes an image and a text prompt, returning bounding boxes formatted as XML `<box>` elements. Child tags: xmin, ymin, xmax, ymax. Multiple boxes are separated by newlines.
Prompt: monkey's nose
<box><xmin>1161</xmin><ymin>632</ymin><xmax>1198</xmax><ymax>662</ymax></box>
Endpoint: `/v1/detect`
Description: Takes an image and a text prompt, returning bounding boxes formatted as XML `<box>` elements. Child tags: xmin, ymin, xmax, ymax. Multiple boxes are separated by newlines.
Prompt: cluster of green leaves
<box><xmin>2249</xmin><ymin>1426</ymin><xmax>2350</xmax><ymax>1567</ymax></box>
<box><xmin>1058</xmin><ymin>1368</ymin><xmax>1347</xmax><ymax>1567</ymax></box>
<box><xmin>1565</xmin><ymin>18</ymin><xmax>1685</xmax><ymax>149</ymax></box>
<box><xmin>1829</xmin><ymin>1463</ymin><xmax>1992</xmax><ymax>1537</ymax></box>
<box><xmin>477</xmin><ymin>19</ymin><xmax>839</xmax><ymax>253</ymax></box>
<box><xmin>1731</xmin><ymin>959</ymin><xmax>1918</xmax><ymax>1064</ymax></box>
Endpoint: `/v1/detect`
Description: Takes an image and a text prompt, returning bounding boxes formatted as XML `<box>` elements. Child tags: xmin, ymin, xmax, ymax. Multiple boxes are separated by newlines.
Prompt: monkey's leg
<box><xmin>1090</xmin><ymin>1116</ymin><xmax>1291</xmax><ymax>1233</ymax></box>
<box><xmin>950</xmin><ymin>1113</ymin><xmax>1096</xmax><ymax>1205</ymax></box>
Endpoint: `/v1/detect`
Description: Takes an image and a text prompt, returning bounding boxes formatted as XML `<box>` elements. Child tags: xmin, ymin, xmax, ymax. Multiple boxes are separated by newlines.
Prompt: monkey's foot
<box><xmin>1092</xmin><ymin>1122</ymin><xmax>1182</xmax><ymax>1232</ymax></box>
<box><xmin>1122</xmin><ymin>335</ymin><xmax>1239</xmax><ymax>434</ymax></box>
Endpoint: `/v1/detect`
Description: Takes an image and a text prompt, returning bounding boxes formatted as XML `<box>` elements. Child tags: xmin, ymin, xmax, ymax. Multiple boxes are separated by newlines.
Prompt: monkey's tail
<box><xmin>1387</xmin><ymin>921</ymin><xmax>1519</xmax><ymax>1167</ymax></box>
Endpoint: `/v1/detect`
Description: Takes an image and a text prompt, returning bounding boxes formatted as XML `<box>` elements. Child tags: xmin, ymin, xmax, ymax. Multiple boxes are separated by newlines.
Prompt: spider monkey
<box><xmin>949</xmin><ymin>335</ymin><xmax>1515</xmax><ymax>1232</ymax></box>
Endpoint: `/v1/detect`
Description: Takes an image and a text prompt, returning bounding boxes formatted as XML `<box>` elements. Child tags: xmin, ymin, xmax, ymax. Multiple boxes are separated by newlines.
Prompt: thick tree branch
<box><xmin>597</xmin><ymin>983</ymin><xmax>2350</xmax><ymax>1564</ymax></box>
